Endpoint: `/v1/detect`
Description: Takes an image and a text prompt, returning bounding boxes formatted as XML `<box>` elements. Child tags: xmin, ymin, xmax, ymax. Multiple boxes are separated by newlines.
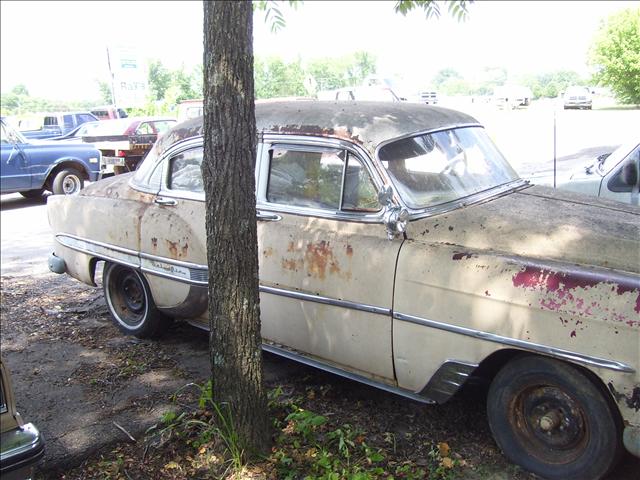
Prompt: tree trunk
<box><xmin>202</xmin><ymin>0</ymin><xmax>269</xmax><ymax>455</ymax></box>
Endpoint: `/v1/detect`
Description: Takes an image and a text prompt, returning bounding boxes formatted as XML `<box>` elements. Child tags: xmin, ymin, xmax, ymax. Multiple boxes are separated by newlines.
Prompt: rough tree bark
<box><xmin>202</xmin><ymin>0</ymin><xmax>269</xmax><ymax>455</ymax></box>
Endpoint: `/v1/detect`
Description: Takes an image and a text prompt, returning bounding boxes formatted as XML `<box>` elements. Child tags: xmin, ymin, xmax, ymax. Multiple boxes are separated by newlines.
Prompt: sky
<box><xmin>0</xmin><ymin>0</ymin><xmax>635</xmax><ymax>101</ymax></box>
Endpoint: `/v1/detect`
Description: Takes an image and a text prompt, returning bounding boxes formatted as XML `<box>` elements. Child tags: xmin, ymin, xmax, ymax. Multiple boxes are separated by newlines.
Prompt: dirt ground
<box><xmin>1</xmin><ymin>272</ymin><xmax>638</xmax><ymax>479</ymax></box>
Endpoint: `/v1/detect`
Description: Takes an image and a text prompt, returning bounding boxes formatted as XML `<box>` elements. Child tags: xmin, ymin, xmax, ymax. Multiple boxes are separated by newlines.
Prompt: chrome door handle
<box><xmin>154</xmin><ymin>197</ymin><xmax>177</xmax><ymax>206</ymax></box>
<box><xmin>256</xmin><ymin>211</ymin><xmax>281</xmax><ymax>222</ymax></box>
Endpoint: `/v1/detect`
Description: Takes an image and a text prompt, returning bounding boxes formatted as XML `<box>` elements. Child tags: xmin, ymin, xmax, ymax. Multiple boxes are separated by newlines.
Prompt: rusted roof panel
<box><xmin>156</xmin><ymin>101</ymin><xmax>479</xmax><ymax>157</ymax></box>
<box><xmin>255</xmin><ymin>101</ymin><xmax>480</xmax><ymax>153</ymax></box>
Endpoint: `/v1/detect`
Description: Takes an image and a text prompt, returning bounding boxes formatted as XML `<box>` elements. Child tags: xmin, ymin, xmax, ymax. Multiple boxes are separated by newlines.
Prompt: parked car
<box><xmin>49</xmin><ymin>121</ymin><xmax>103</xmax><ymax>142</ymax></box>
<box><xmin>90</xmin><ymin>105</ymin><xmax>128</xmax><ymax>120</ymax></box>
<box><xmin>318</xmin><ymin>86</ymin><xmax>402</xmax><ymax>102</ymax></box>
<box><xmin>20</xmin><ymin>112</ymin><xmax>99</xmax><ymax>140</ymax></box>
<box><xmin>79</xmin><ymin>117</ymin><xmax>177</xmax><ymax>174</ymax></box>
<box><xmin>1</xmin><ymin>118</ymin><xmax>102</xmax><ymax>197</ymax></box>
<box><xmin>177</xmin><ymin>99</ymin><xmax>203</xmax><ymax>123</ymax></box>
<box><xmin>532</xmin><ymin>141</ymin><xmax>640</xmax><ymax>205</ymax></box>
<box><xmin>1</xmin><ymin>358</ymin><xmax>45</xmax><ymax>480</ymax></box>
<box><xmin>47</xmin><ymin>101</ymin><xmax>639</xmax><ymax>480</ymax></box>
<box><xmin>563</xmin><ymin>86</ymin><xmax>593</xmax><ymax>110</ymax></box>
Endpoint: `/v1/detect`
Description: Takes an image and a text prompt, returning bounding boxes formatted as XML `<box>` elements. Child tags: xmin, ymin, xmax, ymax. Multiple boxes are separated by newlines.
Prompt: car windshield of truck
<box><xmin>378</xmin><ymin>127</ymin><xmax>519</xmax><ymax>209</ymax></box>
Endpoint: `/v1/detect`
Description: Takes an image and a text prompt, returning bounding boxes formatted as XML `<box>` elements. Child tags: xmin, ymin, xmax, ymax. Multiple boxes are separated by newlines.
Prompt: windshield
<box><xmin>378</xmin><ymin>127</ymin><xmax>519</xmax><ymax>209</ymax></box>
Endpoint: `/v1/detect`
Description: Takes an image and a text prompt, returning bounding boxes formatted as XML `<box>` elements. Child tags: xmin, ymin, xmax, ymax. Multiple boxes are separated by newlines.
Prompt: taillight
<box><xmin>116</xmin><ymin>150</ymin><xmax>126</xmax><ymax>157</ymax></box>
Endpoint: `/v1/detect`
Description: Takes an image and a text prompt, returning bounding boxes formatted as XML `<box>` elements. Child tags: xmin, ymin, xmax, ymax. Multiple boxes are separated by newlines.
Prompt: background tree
<box><xmin>201</xmin><ymin>0</ymin><xmax>473</xmax><ymax>458</ymax></box>
<box><xmin>589</xmin><ymin>7</ymin><xmax>640</xmax><ymax>105</ymax></box>
<box><xmin>148</xmin><ymin>59</ymin><xmax>173</xmax><ymax>101</ymax></box>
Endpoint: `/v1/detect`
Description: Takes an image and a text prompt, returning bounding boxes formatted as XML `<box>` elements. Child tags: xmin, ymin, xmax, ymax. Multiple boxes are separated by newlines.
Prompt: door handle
<box><xmin>256</xmin><ymin>211</ymin><xmax>281</xmax><ymax>222</ymax></box>
<box><xmin>154</xmin><ymin>197</ymin><xmax>177</xmax><ymax>206</ymax></box>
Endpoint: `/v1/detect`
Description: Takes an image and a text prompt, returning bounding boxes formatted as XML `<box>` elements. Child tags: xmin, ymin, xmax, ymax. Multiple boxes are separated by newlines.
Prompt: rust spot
<box><xmin>608</xmin><ymin>383</ymin><xmax>640</xmax><ymax>412</ymax></box>
<box><xmin>263</xmin><ymin>247</ymin><xmax>274</xmax><ymax>258</ymax></box>
<box><xmin>282</xmin><ymin>258</ymin><xmax>303</xmax><ymax>272</ymax></box>
<box><xmin>305</xmin><ymin>240</ymin><xmax>339</xmax><ymax>280</ymax></box>
<box><xmin>484</xmin><ymin>290</ymin><xmax>491</xmax><ymax>297</ymax></box>
<box><xmin>181</xmin><ymin>243</ymin><xmax>188</xmax><ymax>257</ymax></box>
<box><xmin>166</xmin><ymin>240</ymin><xmax>179</xmax><ymax>258</ymax></box>
<box><xmin>629</xmin><ymin>387</ymin><xmax>640</xmax><ymax>411</ymax></box>
<box><xmin>287</xmin><ymin>241</ymin><xmax>295</xmax><ymax>253</ymax></box>
<box><xmin>452</xmin><ymin>252</ymin><xmax>475</xmax><ymax>261</ymax></box>
<box><xmin>346</xmin><ymin>244</ymin><xmax>353</xmax><ymax>257</ymax></box>
<box><xmin>570</xmin><ymin>330</ymin><xmax>576</xmax><ymax>338</ymax></box>
<box><xmin>448</xmin><ymin>226</ymin><xmax>454</xmax><ymax>231</ymax></box>
<box><xmin>151</xmin><ymin>237</ymin><xmax>158</xmax><ymax>249</ymax></box>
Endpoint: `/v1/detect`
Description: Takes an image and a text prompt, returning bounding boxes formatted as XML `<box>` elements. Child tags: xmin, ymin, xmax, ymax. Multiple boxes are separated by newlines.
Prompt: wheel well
<box><xmin>45</xmin><ymin>161</ymin><xmax>90</xmax><ymax>189</ymax></box>
<box><xmin>474</xmin><ymin>349</ymin><xmax>623</xmax><ymax>424</ymax></box>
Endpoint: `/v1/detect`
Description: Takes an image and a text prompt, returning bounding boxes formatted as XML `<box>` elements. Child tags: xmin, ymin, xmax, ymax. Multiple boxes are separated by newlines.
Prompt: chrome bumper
<box><xmin>0</xmin><ymin>423</ymin><xmax>45</xmax><ymax>479</ymax></box>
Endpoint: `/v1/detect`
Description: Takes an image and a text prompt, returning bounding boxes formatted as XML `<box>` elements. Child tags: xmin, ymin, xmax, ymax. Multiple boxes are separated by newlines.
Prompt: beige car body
<box><xmin>47</xmin><ymin>102</ymin><xmax>640</xmax><ymax>469</ymax></box>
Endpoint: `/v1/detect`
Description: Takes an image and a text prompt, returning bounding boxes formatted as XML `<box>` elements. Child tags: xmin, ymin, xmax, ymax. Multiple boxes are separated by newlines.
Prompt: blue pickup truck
<box><xmin>21</xmin><ymin>112</ymin><xmax>98</xmax><ymax>140</ymax></box>
<box><xmin>1</xmin><ymin>118</ymin><xmax>102</xmax><ymax>197</ymax></box>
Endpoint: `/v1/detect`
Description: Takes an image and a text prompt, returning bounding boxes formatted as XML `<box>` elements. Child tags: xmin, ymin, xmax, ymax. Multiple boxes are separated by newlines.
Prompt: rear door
<box><xmin>138</xmin><ymin>139</ymin><xmax>208</xmax><ymax>322</ymax></box>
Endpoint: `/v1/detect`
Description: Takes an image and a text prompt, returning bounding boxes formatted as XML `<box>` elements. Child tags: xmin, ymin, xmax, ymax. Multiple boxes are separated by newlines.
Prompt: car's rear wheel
<box><xmin>20</xmin><ymin>189</ymin><xmax>45</xmax><ymax>199</ymax></box>
<box><xmin>52</xmin><ymin>168</ymin><xmax>84</xmax><ymax>195</ymax></box>
<box><xmin>487</xmin><ymin>355</ymin><xmax>623</xmax><ymax>480</ymax></box>
<box><xmin>103</xmin><ymin>263</ymin><xmax>171</xmax><ymax>338</ymax></box>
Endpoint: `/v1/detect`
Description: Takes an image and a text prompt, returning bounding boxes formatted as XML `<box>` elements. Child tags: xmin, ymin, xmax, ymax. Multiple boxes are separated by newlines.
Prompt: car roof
<box><xmin>153</xmin><ymin>100</ymin><xmax>480</xmax><ymax>158</ymax></box>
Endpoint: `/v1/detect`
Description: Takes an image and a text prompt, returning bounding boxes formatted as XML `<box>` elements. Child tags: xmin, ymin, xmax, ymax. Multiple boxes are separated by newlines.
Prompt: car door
<box><xmin>0</xmin><ymin>122</ymin><xmax>31</xmax><ymax>192</ymax></box>
<box><xmin>256</xmin><ymin>136</ymin><xmax>400</xmax><ymax>383</ymax></box>
<box><xmin>138</xmin><ymin>139</ymin><xmax>208</xmax><ymax>324</ymax></box>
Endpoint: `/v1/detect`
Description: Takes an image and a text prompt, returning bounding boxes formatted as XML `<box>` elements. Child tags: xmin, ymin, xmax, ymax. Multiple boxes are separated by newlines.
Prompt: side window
<box><xmin>342</xmin><ymin>154</ymin><xmax>381</xmax><ymax>212</ymax></box>
<box><xmin>136</xmin><ymin>122</ymin><xmax>153</xmax><ymax>135</ymax></box>
<box><xmin>267</xmin><ymin>148</ymin><xmax>345</xmax><ymax>210</ymax></box>
<box><xmin>62</xmin><ymin>115</ymin><xmax>74</xmax><ymax>129</ymax></box>
<box><xmin>607</xmin><ymin>148</ymin><xmax>640</xmax><ymax>193</ymax></box>
<box><xmin>168</xmin><ymin>147</ymin><xmax>204</xmax><ymax>193</ymax></box>
<box><xmin>266</xmin><ymin>147</ymin><xmax>381</xmax><ymax>212</ymax></box>
<box><xmin>79</xmin><ymin>114</ymin><xmax>96</xmax><ymax>123</ymax></box>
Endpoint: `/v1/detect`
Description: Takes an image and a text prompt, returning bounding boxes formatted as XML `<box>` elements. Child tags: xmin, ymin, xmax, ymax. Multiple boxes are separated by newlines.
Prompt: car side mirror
<box><xmin>378</xmin><ymin>186</ymin><xmax>408</xmax><ymax>240</ymax></box>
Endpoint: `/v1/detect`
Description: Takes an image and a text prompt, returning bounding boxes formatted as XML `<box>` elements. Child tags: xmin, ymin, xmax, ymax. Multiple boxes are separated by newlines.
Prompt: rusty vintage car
<box><xmin>47</xmin><ymin>101</ymin><xmax>639</xmax><ymax>480</ymax></box>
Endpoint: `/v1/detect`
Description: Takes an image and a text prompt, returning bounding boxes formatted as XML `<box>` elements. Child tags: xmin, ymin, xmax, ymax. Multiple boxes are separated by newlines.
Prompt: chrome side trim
<box><xmin>418</xmin><ymin>360</ymin><xmax>478</xmax><ymax>404</ymax></box>
<box><xmin>259</xmin><ymin>285</ymin><xmax>391</xmax><ymax>316</ymax></box>
<box><xmin>395</xmin><ymin>312</ymin><xmax>636</xmax><ymax>373</ymax></box>
<box><xmin>56</xmin><ymin>234</ymin><xmax>139</xmax><ymax>268</ymax></box>
<box><xmin>262</xmin><ymin>343</ymin><xmax>434</xmax><ymax>404</ymax></box>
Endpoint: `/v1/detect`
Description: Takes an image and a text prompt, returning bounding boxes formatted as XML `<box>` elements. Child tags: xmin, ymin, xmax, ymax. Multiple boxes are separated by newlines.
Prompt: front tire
<box><xmin>52</xmin><ymin>168</ymin><xmax>84</xmax><ymax>195</ymax></box>
<box><xmin>487</xmin><ymin>355</ymin><xmax>622</xmax><ymax>480</ymax></box>
<box><xmin>103</xmin><ymin>263</ymin><xmax>171</xmax><ymax>338</ymax></box>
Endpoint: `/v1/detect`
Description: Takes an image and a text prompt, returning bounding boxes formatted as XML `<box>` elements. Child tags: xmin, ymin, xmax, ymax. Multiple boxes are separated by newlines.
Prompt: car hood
<box><xmin>407</xmin><ymin>185</ymin><xmax>640</xmax><ymax>274</ymax></box>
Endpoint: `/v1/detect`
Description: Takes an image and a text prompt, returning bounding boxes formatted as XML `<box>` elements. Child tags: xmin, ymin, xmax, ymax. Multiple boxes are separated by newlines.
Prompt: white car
<box><xmin>535</xmin><ymin>141</ymin><xmax>640</xmax><ymax>206</ymax></box>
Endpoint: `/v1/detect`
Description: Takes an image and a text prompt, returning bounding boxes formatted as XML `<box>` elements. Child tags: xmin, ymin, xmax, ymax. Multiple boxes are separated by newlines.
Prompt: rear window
<box><xmin>43</xmin><ymin>116</ymin><xmax>59</xmax><ymax>127</ymax></box>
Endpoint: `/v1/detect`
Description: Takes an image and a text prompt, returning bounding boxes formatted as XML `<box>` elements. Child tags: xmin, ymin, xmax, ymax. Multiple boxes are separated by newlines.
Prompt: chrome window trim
<box><xmin>394</xmin><ymin>312</ymin><xmax>636</xmax><ymax>373</ymax></box>
<box><xmin>159</xmin><ymin>141</ymin><xmax>206</xmax><ymax>202</ymax></box>
<box><xmin>260</xmin><ymin>285</ymin><xmax>390</xmax><ymax>316</ymax></box>
<box><xmin>257</xmin><ymin>134</ymin><xmax>387</xmax><ymax>223</ymax></box>
<box><xmin>262</xmin><ymin>343</ymin><xmax>434</xmax><ymax>404</ymax></box>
